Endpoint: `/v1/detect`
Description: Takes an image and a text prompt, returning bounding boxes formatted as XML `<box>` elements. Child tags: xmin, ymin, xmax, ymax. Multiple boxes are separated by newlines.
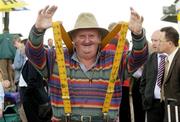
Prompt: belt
<box><xmin>59</xmin><ymin>114</ymin><xmax>114</xmax><ymax>122</ymax></box>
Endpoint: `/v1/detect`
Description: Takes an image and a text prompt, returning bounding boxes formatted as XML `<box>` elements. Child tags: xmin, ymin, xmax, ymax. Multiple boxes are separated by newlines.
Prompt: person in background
<box><xmin>25</xmin><ymin>5</ymin><xmax>148</xmax><ymax>121</ymax></box>
<box><xmin>0</xmin><ymin>33</ymin><xmax>16</xmax><ymax>87</ymax></box>
<box><xmin>12</xmin><ymin>36</ymin><xmax>26</xmax><ymax>91</ymax></box>
<box><xmin>140</xmin><ymin>30</ymin><xmax>166</xmax><ymax>122</ymax></box>
<box><xmin>48</xmin><ymin>38</ymin><xmax>55</xmax><ymax>49</ymax></box>
<box><xmin>12</xmin><ymin>37</ymin><xmax>28</xmax><ymax>122</ymax></box>
<box><xmin>44</xmin><ymin>38</ymin><xmax>55</xmax><ymax>49</ymax></box>
<box><xmin>0</xmin><ymin>68</ymin><xmax>10</xmax><ymax>118</ymax></box>
<box><xmin>158</xmin><ymin>26</ymin><xmax>180</xmax><ymax>122</ymax></box>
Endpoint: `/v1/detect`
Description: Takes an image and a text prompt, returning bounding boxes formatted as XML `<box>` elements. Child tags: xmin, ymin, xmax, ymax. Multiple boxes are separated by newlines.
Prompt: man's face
<box><xmin>48</xmin><ymin>39</ymin><xmax>53</xmax><ymax>47</ymax></box>
<box><xmin>151</xmin><ymin>31</ymin><xmax>161</xmax><ymax>52</ymax></box>
<box><xmin>13</xmin><ymin>40</ymin><xmax>21</xmax><ymax>48</ymax></box>
<box><xmin>73</xmin><ymin>29</ymin><xmax>101</xmax><ymax>58</ymax></box>
<box><xmin>158</xmin><ymin>32</ymin><xmax>170</xmax><ymax>53</ymax></box>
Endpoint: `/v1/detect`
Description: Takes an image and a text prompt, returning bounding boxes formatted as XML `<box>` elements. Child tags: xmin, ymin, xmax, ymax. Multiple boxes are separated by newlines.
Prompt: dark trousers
<box><xmin>19</xmin><ymin>87</ymin><xmax>51</xmax><ymax>122</ymax></box>
<box><xmin>146</xmin><ymin>99</ymin><xmax>164</xmax><ymax>122</ymax></box>
<box><xmin>19</xmin><ymin>87</ymin><xmax>41</xmax><ymax>122</ymax></box>
<box><xmin>132</xmin><ymin>78</ymin><xmax>145</xmax><ymax>122</ymax></box>
<box><xmin>120</xmin><ymin>86</ymin><xmax>131</xmax><ymax>122</ymax></box>
<box><xmin>120</xmin><ymin>77</ymin><xmax>145</xmax><ymax>122</ymax></box>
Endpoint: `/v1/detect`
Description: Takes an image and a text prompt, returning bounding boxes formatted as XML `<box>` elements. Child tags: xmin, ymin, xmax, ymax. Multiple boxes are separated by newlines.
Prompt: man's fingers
<box><xmin>130</xmin><ymin>7</ymin><xmax>141</xmax><ymax>20</ymax></box>
<box><xmin>51</xmin><ymin>6</ymin><xmax>58</xmax><ymax>15</ymax></box>
<box><xmin>38</xmin><ymin>9</ymin><xmax>43</xmax><ymax>15</ymax></box>
<box><xmin>47</xmin><ymin>5</ymin><xmax>58</xmax><ymax>15</ymax></box>
<box><xmin>43</xmin><ymin>5</ymin><xmax>50</xmax><ymax>14</ymax></box>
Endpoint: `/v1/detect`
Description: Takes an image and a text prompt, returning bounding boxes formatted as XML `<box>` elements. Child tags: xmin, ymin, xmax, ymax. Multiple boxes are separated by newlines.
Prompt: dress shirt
<box><xmin>154</xmin><ymin>53</ymin><xmax>167</xmax><ymax>99</ymax></box>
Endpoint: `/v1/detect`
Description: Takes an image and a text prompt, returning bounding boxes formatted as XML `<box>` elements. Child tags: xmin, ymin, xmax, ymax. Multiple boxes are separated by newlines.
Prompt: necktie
<box><xmin>164</xmin><ymin>57</ymin><xmax>169</xmax><ymax>81</ymax></box>
<box><xmin>161</xmin><ymin>56</ymin><xmax>169</xmax><ymax>101</ymax></box>
<box><xmin>157</xmin><ymin>54</ymin><xmax>166</xmax><ymax>88</ymax></box>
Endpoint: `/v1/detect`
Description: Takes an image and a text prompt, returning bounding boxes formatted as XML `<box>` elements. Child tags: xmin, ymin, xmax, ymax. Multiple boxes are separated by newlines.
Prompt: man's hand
<box><xmin>129</xmin><ymin>7</ymin><xmax>144</xmax><ymax>35</ymax></box>
<box><xmin>35</xmin><ymin>5</ymin><xmax>58</xmax><ymax>32</ymax></box>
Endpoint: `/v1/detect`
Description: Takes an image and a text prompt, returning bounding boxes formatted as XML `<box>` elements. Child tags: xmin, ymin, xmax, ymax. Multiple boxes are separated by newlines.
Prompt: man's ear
<box><xmin>168</xmin><ymin>41</ymin><xmax>173</xmax><ymax>46</ymax></box>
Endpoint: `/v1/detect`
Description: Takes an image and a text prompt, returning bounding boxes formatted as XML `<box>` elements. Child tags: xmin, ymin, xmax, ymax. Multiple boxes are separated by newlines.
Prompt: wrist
<box><xmin>131</xmin><ymin>29</ymin><xmax>144</xmax><ymax>39</ymax></box>
<box><xmin>34</xmin><ymin>24</ymin><xmax>45</xmax><ymax>33</ymax></box>
<box><xmin>132</xmin><ymin>29</ymin><xmax>142</xmax><ymax>36</ymax></box>
<box><xmin>33</xmin><ymin>25</ymin><xmax>46</xmax><ymax>35</ymax></box>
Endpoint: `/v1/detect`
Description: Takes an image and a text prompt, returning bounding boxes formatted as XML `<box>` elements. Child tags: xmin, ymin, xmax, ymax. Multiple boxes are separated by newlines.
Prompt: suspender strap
<box><xmin>102</xmin><ymin>22</ymin><xmax>128</xmax><ymax>114</ymax></box>
<box><xmin>59</xmin><ymin>24</ymin><xmax>73</xmax><ymax>53</ymax></box>
<box><xmin>101</xmin><ymin>23</ymin><xmax>122</xmax><ymax>49</ymax></box>
<box><xmin>52</xmin><ymin>21</ymin><xmax>72</xmax><ymax>114</ymax></box>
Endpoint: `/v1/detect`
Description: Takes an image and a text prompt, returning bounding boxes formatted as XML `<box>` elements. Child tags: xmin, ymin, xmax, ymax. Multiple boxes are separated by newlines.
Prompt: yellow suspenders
<box><xmin>101</xmin><ymin>23</ymin><xmax>123</xmax><ymax>49</ymax></box>
<box><xmin>102</xmin><ymin>22</ymin><xmax>128</xmax><ymax>114</ymax></box>
<box><xmin>52</xmin><ymin>22</ymin><xmax>72</xmax><ymax>115</ymax></box>
<box><xmin>52</xmin><ymin>21</ymin><xmax>128</xmax><ymax>117</ymax></box>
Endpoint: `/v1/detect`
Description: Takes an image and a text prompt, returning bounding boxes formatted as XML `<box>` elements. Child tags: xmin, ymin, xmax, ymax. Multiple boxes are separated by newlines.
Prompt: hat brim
<box><xmin>68</xmin><ymin>27</ymin><xmax>109</xmax><ymax>41</ymax></box>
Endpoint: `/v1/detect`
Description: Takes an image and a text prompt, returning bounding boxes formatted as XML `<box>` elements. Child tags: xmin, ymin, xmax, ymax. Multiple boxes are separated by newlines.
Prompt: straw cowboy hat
<box><xmin>68</xmin><ymin>12</ymin><xmax>109</xmax><ymax>39</ymax></box>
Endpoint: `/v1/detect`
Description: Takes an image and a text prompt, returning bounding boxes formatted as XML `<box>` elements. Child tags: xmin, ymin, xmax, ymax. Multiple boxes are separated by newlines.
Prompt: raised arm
<box><xmin>127</xmin><ymin>7</ymin><xmax>148</xmax><ymax>73</ymax></box>
<box><xmin>25</xmin><ymin>5</ymin><xmax>58</xmax><ymax>78</ymax></box>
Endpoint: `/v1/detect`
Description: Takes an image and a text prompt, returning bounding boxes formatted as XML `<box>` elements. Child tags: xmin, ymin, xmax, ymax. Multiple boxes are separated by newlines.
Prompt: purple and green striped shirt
<box><xmin>26</xmin><ymin>26</ymin><xmax>148</xmax><ymax>119</ymax></box>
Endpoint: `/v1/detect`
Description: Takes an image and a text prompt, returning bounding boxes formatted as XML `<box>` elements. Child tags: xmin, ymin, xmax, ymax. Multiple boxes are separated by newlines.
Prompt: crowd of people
<box><xmin>0</xmin><ymin>5</ymin><xmax>179</xmax><ymax>122</ymax></box>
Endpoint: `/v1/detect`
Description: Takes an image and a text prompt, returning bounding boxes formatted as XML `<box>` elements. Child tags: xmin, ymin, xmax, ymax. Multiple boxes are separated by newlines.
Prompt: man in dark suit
<box><xmin>140</xmin><ymin>30</ymin><xmax>166</xmax><ymax>122</ymax></box>
<box><xmin>158</xmin><ymin>26</ymin><xmax>180</xmax><ymax>122</ymax></box>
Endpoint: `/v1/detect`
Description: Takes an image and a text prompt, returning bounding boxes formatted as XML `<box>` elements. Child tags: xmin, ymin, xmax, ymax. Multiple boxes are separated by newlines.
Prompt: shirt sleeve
<box><xmin>127</xmin><ymin>29</ymin><xmax>148</xmax><ymax>73</ymax></box>
<box><xmin>25</xmin><ymin>25</ymin><xmax>49</xmax><ymax>78</ymax></box>
<box><xmin>118</xmin><ymin>29</ymin><xmax>148</xmax><ymax>81</ymax></box>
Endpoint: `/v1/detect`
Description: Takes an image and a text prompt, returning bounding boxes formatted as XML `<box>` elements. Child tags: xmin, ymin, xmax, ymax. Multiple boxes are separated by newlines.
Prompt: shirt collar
<box><xmin>157</xmin><ymin>53</ymin><xmax>168</xmax><ymax>58</ymax></box>
<box><xmin>168</xmin><ymin>47</ymin><xmax>179</xmax><ymax>62</ymax></box>
<box><xmin>71</xmin><ymin>51</ymin><xmax>100</xmax><ymax>71</ymax></box>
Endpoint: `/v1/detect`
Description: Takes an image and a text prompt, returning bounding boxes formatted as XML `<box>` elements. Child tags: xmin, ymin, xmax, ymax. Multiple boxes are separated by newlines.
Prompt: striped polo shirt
<box><xmin>26</xmin><ymin>26</ymin><xmax>148</xmax><ymax>119</ymax></box>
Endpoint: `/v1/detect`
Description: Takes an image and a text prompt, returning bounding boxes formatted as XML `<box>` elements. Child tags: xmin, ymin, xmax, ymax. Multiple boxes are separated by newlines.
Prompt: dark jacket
<box><xmin>22</xmin><ymin>60</ymin><xmax>49</xmax><ymax>104</ymax></box>
<box><xmin>164</xmin><ymin>49</ymin><xmax>180</xmax><ymax>102</ymax></box>
<box><xmin>163</xmin><ymin>49</ymin><xmax>180</xmax><ymax>122</ymax></box>
<box><xmin>140</xmin><ymin>52</ymin><xmax>158</xmax><ymax>110</ymax></box>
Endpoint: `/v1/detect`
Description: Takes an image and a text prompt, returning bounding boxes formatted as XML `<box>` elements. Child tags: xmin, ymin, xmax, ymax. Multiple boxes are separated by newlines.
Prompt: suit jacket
<box><xmin>164</xmin><ymin>48</ymin><xmax>180</xmax><ymax>102</ymax></box>
<box><xmin>140</xmin><ymin>52</ymin><xmax>158</xmax><ymax>110</ymax></box>
<box><xmin>162</xmin><ymin>48</ymin><xmax>180</xmax><ymax>122</ymax></box>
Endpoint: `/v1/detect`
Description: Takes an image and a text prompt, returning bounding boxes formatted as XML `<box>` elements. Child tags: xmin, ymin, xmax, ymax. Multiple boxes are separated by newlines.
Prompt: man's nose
<box><xmin>84</xmin><ymin>36</ymin><xmax>90</xmax><ymax>42</ymax></box>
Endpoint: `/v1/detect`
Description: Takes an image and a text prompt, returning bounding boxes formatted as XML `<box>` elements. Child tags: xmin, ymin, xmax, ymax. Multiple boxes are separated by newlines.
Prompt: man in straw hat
<box><xmin>25</xmin><ymin>5</ymin><xmax>148</xmax><ymax>122</ymax></box>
